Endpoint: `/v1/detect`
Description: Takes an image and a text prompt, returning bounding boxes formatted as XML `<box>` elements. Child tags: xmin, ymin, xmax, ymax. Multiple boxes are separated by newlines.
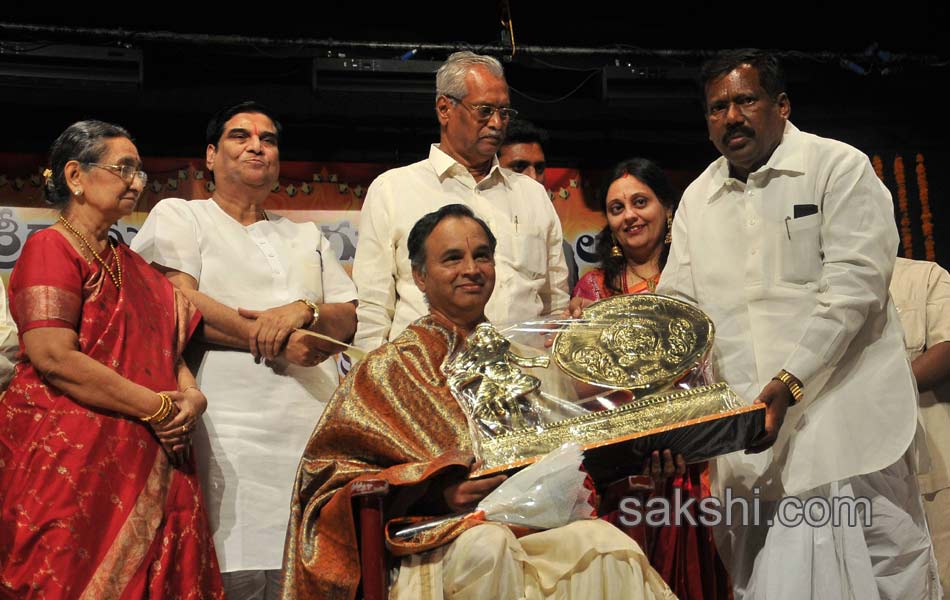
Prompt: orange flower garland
<box><xmin>893</xmin><ymin>155</ymin><xmax>913</xmax><ymax>258</ymax></box>
<box><xmin>915</xmin><ymin>154</ymin><xmax>935</xmax><ymax>261</ymax></box>
<box><xmin>872</xmin><ymin>155</ymin><xmax>884</xmax><ymax>181</ymax></box>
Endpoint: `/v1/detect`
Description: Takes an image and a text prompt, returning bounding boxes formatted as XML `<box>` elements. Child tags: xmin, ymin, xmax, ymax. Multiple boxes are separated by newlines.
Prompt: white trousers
<box><xmin>716</xmin><ymin>451</ymin><xmax>941</xmax><ymax>599</ymax></box>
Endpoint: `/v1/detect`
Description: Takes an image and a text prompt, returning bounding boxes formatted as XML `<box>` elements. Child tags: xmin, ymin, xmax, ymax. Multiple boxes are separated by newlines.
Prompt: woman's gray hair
<box><xmin>435</xmin><ymin>51</ymin><xmax>505</xmax><ymax>101</ymax></box>
<box><xmin>44</xmin><ymin>120</ymin><xmax>132</xmax><ymax>207</ymax></box>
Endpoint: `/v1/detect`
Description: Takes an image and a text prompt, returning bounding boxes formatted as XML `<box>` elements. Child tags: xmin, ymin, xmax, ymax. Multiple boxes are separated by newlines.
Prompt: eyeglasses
<box><xmin>84</xmin><ymin>162</ymin><xmax>148</xmax><ymax>186</ymax></box>
<box><xmin>445</xmin><ymin>95</ymin><xmax>518</xmax><ymax>122</ymax></box>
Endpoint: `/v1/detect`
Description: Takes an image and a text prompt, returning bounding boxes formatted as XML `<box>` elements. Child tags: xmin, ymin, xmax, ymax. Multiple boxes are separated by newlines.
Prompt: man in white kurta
<box><xmin>352</xmin><ymin>51</ymin><xmax>568</xmax><ymax>352</ymax></box>
<box><xmin>657</xmin><ymin>49</ymin><xmax>939</xmax><ymax>598</ymax></box>
<box><xmin>132</xmin><ymin>102</ymin><xmax>357</xmax><ymax>599</ymax></box>
<box><xmin>891</xmin><ymin>257</ymin><xmax>950</xmax><ymax>591</ymax></box>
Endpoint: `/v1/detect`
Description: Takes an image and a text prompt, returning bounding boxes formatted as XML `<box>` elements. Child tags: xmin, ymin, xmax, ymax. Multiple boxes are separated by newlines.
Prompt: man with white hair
<box><xmin>352</xmin><ymin>51</ymin><xmax>569</xmax><ymax>352</ymax></box>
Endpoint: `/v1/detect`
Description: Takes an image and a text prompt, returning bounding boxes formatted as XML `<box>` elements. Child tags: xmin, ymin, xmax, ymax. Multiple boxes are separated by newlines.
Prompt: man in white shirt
<box><xmin>498</xmin><ymin>118</ymin><xmax>579</xmax><ymax>293</ymax></box>
<box><xmin>352</xmin><ymin>51</ymin><xmax>569</xmax><ymax>352</ymax></box>
<box><xmin>657</xmin><ymin>49</ymin><xmax>939</xmax><ymax>598</ymax></box>
<box><xmin>132</xmin><ymin>101</ymin><xmax>357</xmax><ymax>600</ymax></box>
<box><xmin>891</xmin><ymin>257</ymin><xmax>950</xmax><ymax>592</ymax></box>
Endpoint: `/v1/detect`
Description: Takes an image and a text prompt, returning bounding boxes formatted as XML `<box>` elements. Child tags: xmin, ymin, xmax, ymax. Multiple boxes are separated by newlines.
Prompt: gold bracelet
<box><xmin>297</xmin><ymin>298</ymin><xmax>321</xmax><ymax>329</ymax></box>
<box><xmin>773</xmin><ymin>369</ymin><xmax>804</xmax><ymax>406</ymax></box>
<box><xmin>154</xmin><ymin>393</ymin><xmax>174</xmax><ymax>423</ymax></box>
<box><xmin>141</xmin><ymin>392</ymin><xmax>173</xmax><ymax>423</ymax></box>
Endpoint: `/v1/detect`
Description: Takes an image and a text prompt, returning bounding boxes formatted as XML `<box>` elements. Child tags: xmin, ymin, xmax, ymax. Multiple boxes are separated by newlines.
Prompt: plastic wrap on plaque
<box><xmin>473</xmin><ymin>383</ymin><xmax>765</xmax><ymax>481</ymax></box>
<box><xmin>552</xmin><ymin>293</ymin><xmax>714</xmax><ymax>392</ymax></box>
<box><xmin>444</xmin><ymin>294</ymin><xmax>766</xmax><ymax>481</ymax></box>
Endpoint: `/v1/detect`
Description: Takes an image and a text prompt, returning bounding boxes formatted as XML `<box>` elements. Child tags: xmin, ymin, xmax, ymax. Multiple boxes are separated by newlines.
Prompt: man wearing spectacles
<box><xmin>498</xmin><ymin>118</ymin><xmax>579</xmax><ymax>292</ymax></box>
<box><xmin>353</xmin><ymin>51</ymin><xmax>569</xmax><ymax>352</ymax></box>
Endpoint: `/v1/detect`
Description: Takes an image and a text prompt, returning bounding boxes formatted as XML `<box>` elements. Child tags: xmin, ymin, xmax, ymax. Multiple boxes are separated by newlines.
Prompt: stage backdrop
<box><xmin>0</xmin><ymin>154</ymin><xmax>611</xmax><ymax>287</ymax></box>
<box><xmin>1</xmin><ymin>151</ymin><xmax>945</xmax><ymax>287</ymax></box>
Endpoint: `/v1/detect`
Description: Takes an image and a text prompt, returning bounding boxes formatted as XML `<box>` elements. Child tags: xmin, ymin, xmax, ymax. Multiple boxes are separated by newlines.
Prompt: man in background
<box><xmin>499</xmin><ymin>118</ymin><xmax>579</xmax><ymax>292</ymax></box>
<box><xmin>891</xmin><ymin>256</ymin><xmax>950</xmax><ymax>592</ymax></box>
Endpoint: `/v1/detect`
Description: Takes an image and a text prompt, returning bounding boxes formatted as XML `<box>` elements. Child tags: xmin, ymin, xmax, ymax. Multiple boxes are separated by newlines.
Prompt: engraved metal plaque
<box><xmin>472</xmin><ymin>383</ymin><xmax>765</xmax><ymax>480</ymax></box>
<box><xmin>552</xmin><ymin>294</ymin><xmax>714</xmax><ymax>391</ymax></box>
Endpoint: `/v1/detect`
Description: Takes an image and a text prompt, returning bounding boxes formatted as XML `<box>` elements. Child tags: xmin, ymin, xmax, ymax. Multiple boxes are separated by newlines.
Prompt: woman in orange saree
<box><xmin>573</xmin><ymin>158</ymin><xmax>730</xmax><ymax>600</ymax></box>
<box><xmin>0</xmin><ymin>121</ymin><xmax>223</xmax><ymax>599</ymax></box>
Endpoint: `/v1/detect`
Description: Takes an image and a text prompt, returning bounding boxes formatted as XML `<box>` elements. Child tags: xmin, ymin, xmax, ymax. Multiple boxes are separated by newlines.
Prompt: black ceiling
<box><xmin>2</xmin><ymin>3</ymin><xmax>948</xmax><ymax>169</ymax></box>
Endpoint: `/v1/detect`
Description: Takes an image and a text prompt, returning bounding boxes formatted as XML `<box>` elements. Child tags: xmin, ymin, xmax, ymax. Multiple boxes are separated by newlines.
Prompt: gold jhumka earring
<box><xmin>610</xmin><ymin>237</ymin><xmax>624</xmax><ymax>258</ymax></box>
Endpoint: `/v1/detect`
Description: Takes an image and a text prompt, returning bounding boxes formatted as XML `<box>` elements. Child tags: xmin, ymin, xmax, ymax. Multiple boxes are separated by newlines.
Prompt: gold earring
<box><xmin>610</xmin><ymin>236</ymin><xmax>623</xmax><ymax>258</ymax></box>
<box><xmin>665</xmin><ymin>214</ymin><xmax>673</xmax><ymax>244</ymax></box>
<box><xmin>74</xmin><ymin>188</ymin><xmax>82</xmax><ymax>196</ymax></box>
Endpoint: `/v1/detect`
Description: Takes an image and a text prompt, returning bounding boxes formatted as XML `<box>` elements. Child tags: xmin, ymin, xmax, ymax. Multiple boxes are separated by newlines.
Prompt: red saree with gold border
<box><xmin>0</xmin><ymin>229</ymin><xmax>223</xmax><ymax>599</ymax></box>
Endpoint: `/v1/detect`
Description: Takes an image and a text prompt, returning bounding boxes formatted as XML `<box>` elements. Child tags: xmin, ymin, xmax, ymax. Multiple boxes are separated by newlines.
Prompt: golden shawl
<box><xmin>281</xmin><ymin>314</ymin><xmax>484</xmax><ymax>600</ymax></box>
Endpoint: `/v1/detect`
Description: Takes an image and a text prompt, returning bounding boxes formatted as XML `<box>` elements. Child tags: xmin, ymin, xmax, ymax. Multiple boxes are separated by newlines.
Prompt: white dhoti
<box><xmin>391</xmin><ymin>519</ymin><xmax>677</xmax><ymax>600</ymax></box>
<box><xmin>923</xmin><ymin>487</ymin><xmax>950</xmax><ymax>593</ymax></box>
<box><xmin>715</xmin><ymin>451</ymin><xmax>941</xmax><ymax>600</ymax></box>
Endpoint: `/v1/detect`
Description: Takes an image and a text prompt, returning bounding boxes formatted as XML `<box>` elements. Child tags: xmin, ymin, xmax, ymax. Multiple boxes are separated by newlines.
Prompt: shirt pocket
<box><xmin>510</xmin><ymin>223</ymin><xmax>547</xmax><ymax>279</ymax></box>
<box><xmin>777</xmin><ymin>213</ymin><xmax>822</xmax><ymax>285</ymax></box>
<box><xmin>294</xmin><ymin>253</ymin><xmax>326</xmax><ymax>302</ymax></box>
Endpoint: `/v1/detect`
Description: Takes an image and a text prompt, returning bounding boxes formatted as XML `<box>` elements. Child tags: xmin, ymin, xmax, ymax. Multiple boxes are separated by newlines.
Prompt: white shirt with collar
<box><xmin>352</xmin><ymin>144</ymin><xmax>569</xmax><ymax>351</ymax></box>
<box><xmin>657</xmin><ymin>121</ymin><xmax>917</xmax><ymax>497</ymax></box>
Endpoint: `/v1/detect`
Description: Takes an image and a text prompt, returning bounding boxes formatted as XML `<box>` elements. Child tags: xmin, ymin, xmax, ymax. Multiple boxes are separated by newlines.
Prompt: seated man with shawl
<box><xmin>281</xmin><ymin>203</ymin><xmax>676</xmax><ymax>600</ymax></box>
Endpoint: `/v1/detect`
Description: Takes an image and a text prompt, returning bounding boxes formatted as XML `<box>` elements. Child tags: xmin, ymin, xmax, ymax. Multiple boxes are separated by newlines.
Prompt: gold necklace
<box><xmin>59</xmin><ymin>216</ymin><xmax>122</xmax><ymax>289</ymax></box>
<box><xmin>623</xmin><ymin>264</ymin><xmax>659</xmax><ymax>293</ymax></box>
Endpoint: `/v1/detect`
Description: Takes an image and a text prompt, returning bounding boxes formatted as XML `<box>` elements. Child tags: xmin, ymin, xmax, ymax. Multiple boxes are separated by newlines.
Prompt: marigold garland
<box><xmin>915</xmin><ymin>153</ymin><xmax>935</xmax><ymax>261</ymax></box>
<box><xmin>894</xmin><ymin>155</ymin><xmax>913</xmax><ymax>258</ymax></box>
<box><xmin>872</xmin><ymin>155</ymin><xmax>884</xmax><ymax>182</ymax></box>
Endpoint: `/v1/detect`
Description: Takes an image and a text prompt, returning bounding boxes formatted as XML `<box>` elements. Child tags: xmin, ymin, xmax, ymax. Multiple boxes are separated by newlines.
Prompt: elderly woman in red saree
<box><xmin>0</xmin><ymin>121</ymin><xmax>223</xmax><ymax>598</ymax></box>
<box><xmin>571</xmin><ymin>158</ymin><xmax>729</xmax><ymax>600</ymax></box>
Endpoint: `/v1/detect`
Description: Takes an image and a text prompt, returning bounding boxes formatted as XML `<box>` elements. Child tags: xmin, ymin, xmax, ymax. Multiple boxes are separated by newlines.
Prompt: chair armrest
<box><xmin>353</xmin><ymin>479</ymin><xmax>390</xmax><ymax>600</ymax></box>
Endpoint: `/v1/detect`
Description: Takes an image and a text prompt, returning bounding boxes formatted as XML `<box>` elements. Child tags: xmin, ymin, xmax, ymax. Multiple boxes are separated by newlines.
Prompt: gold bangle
<box><xmin>155</xmin><ymin>393</ymin><xmax>174</xmax><ymax>423</ymax></box>
<box><xmin>297</xmin><ymin>298</ymin><xmax>321</xmax><ymax>328</ymax></box>
<box><xmin>141</xmin><ymin>392</ymin><xmax>173</xmax><ymax>423</ymax></box>
<box><xmin>773</xmin><ymin>369</ymin><xmax>804</xmax><ymax>406</ymax></box>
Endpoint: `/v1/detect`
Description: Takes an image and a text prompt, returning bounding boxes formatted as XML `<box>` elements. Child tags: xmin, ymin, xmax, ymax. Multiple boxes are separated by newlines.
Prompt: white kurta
<box><xmin>657</xmin><ymin>122</ymin><xmax>934</xmax><ymax>598</ymax></box>
<box><xmin>891</xmin><ymin>257</ymin><xmax>950</xmax><ymax>495</ymax></box>
<box><xmin>891</xmin><ymin>256</ymin><xmax>950</xmax><ymax>592</ymax></box>
<box><xmin>131</xmin><ymin>198</ymin><xmax>357</xmax><ymax>572</ymax></box>
<box><xmin>352</xmin><ymin>144</ymin><xmax>569</xmax><ymax>352</ymax></box>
